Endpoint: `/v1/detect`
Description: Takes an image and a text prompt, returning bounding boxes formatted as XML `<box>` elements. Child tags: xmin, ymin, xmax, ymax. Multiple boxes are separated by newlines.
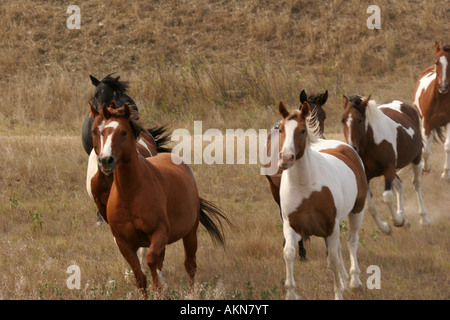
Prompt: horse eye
<box><xmin>91</xmin><ymin>130</ymin><xmax>97</xmax><ymax>135</ymax></box>
<box><xmin>121</xmin><ymin>130</ymin><xmax>127</xmax><ymax>136</ymax></box>
<box><xmin>300</xmin><ymin>129</ymin><xmax>306</xmax><ymax>134</ymax></box>
<box><xmin>358</xmin><ymin>119</ymin><xmax>363</xmax><ymax>124</ymax></box>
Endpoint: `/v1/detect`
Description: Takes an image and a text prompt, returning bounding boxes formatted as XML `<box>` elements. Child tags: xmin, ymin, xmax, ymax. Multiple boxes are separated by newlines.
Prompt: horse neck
<box><xmin>284</xmin><ymin>144</ymin><xmax>318</xmax><ymax>189</ymax></box>
<box><xmin>112</xmin><ymin>143</ymin><xmax>151</xmax><ymax>194</ymax></box>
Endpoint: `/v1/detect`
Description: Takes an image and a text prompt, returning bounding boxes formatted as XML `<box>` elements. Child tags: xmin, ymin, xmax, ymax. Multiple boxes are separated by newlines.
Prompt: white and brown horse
<box><xmin>265</xmin><ymin>90</ymin><xmax>328</xmax><ymax>260</ymax></box>
<box><xmin>341</xmin><ymin>96</ymin><xmax>430</xmax><ymax>233</ymax></box>
<box><xmin>413</xmin><ymin>42</ymin><xmax>450</xmax><ymax>180</ymax></box>
<box><xmin>278</xmin><ymin>100</ymin><xmax>367</xmax><ymax>300</ymax></box>
<box><xmin>90</xmin><ymin>103</ymin><xmax>231</xmax><ymax>298</ymax></box>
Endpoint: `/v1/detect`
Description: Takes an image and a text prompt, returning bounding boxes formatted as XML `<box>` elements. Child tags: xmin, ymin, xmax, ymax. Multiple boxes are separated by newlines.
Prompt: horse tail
<box><xmin>434</xmin><ymin>127</ymin><xmax>446</xmax><ymax>143</ymax></box>
<box><xmin>146</xmin><ymin>125</ymin><xmax>172</xmax><ymax>153</ymax></box>
<box><xmin>199</xmin><ymin>198</ymin><xmax>233</xmax><ymax>247</ymax></box>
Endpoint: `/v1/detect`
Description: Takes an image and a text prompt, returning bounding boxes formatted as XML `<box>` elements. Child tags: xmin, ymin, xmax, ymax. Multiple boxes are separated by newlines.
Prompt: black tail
<box><xmin>434</xmin><ymin>127</ymin><xmax>446</xmax><ymax>143</ymax></box>
<box><xmin>199</xmin><ymin>198</ymin><xmax>233</xmax><ymax>247</ymax></box>
<box><xmin>147</xmin><ymin>125</ymin><xmax>172</xmax><ymax>153</ymax></box>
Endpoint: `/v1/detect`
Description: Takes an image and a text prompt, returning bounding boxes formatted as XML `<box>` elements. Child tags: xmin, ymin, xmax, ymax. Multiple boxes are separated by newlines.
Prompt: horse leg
<box><xmin>282</xmin><ymin>219</ymin><xmax>301</xmax><ymax>300</ymax></box>
<box><xmin>392</xmin><ymin>175</ymin><xmax>409</xmax><ymax>228</ymax></box>
<box><xmin>421</xmin><ymin>124</ymin><xmax>433</xmax><ymax>173</ymax></box>
<box><xmin>412</xmin><ymin>162</ymin><xmax>430</xmax><ymax>226</ymax></box>
<box><xmin>182</xmin><ymin>229</ymin><xmax>198</xmax><ymax>291</ymax></box>
<box><xmin>382</xmin><ymin>173</ymin><xmax>405</xmax><ymax>227</ymax></box>
<box><xmin>146</xmin><ymin>230</ymin><xmax>169</xmax><ymax>298</ymax></box>
<box><xmin>366</xmin><ymin>184</ymin><xmax>391</xmax><ymax>234</ymax></box>
<box><xmin>138</xmin><ymin>247</ymin><xmax>149</xmax><ymax>272</ymax></box>
<box><xmin>441</xmin><ymin>122</ymin><xmax>450</xmax><ymax>181</ymax></box>
<box><xmin>347</xmin><ymin>210</ymin><xmax>365</xmax><ymax>289</ymax></box>
<box><xmin>326</xmin><ymin>221</ymin><xmax>347</xmax><ymax>300</ymax></box>
<box><xmin>115</xmin><ymin>238</ymin><xmax>148</xmax><ymax>299</ymax></box>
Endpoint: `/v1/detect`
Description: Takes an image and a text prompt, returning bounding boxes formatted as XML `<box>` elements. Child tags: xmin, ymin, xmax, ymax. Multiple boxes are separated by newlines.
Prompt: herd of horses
<box><xmin>82</xmin><ymin>42</ymin><xmax>449</xmax><ymax>300</ymax></box>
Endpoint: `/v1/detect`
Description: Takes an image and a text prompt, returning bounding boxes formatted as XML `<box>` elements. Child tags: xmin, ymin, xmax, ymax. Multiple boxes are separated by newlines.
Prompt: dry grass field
<box><xmin>0</xmin><ymin>0</ymin><xmax>449</xmax><ymax>300</ymax></box>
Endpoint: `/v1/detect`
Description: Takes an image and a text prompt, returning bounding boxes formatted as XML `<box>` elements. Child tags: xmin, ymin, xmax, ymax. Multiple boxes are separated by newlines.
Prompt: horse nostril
<box><xmin>107</xmin><ymin>157</ymin><xmax>114</xmax><ymax>165</ymax></box>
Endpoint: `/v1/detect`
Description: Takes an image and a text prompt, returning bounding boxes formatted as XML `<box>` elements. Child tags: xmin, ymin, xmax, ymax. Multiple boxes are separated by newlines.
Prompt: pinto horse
<box><xmin>278</xmin><ymin>100</ymin><xmax>367</xmax><ymax>300</ymax></box>
<box><xmin>341</xmin><ymin>96</ymin><xmax>430</xmax><ymax>233</ymax></box>
<box><xmin>413</xmin><ymin>42</ymin><xmax>450</xmax><ymax>180</ymax></box>
<box><xmin>264</xmin><ymin>90</ymin><xmax>328</xmax><ymax>260</ymax></box>
<box><xmin>90</xmin><ymin>103</ymin><xmax>231</xmax><ymax>298</ymax></box>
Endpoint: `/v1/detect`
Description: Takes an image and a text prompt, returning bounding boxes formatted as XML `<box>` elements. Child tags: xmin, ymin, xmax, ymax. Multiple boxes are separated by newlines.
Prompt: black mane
<box><xmin>100</xmin><ymin>73</ymin><xmax>130</xmax><ymax>95</ymax></box>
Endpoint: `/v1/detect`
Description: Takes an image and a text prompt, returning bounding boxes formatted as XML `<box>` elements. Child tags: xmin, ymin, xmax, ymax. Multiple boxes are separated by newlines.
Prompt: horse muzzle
<box><xmin>438</xmin><ymin>82</ymin><xmax>449</xmax><ymax>94</ymax></box>
<box><xmin>98</xmin><ymin>155</ymin><xmax>117</xmax><ymax>175</ymax></box>
<box><xmin>278</xmin><ymin>152</ymin><xmax>295</xmax><ymax>170</ymax></box>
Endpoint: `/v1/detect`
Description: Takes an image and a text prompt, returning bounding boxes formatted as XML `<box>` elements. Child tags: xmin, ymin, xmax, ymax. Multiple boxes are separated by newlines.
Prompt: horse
<box><xmin>82</xmin><ymin>74</ymin><xmax>140</xmax><ymax>156</ymax></box>
<box><xmin>264</xmin><ymin>89</ymin><xmax>328</xmax><ymax>260</ymax></box>
<box><xmin>87</xmin><ymin>101</ymin><xmax>172</xmax><ymax>275</ymax></box>
<box><xmin>86</xmin><ymin>101</ymin><xmax>171</xmax><ymax>224</ymax></box>
<box><xmin>341</xmin><ymin>95</ymin><xmax>430</xmax><ymax>234</ymax></box>
<box><xmin>84</xmin><ymin>74</ymin><xmax>172</xmax><ymax>224</ymax></box>
<box><xmin>277</xmin><ymin>99</ymin><xmax>367</xmax><ymax>300</ymax></box>
<box><xmin>412</xmin><ymin>41</ymin><xmax>450</xmax><ymax>181</ymax></box>
<box><xmin>89</xmin><ymin>103</ymin><xmax>232</xmax><ymax>298</ymax></box>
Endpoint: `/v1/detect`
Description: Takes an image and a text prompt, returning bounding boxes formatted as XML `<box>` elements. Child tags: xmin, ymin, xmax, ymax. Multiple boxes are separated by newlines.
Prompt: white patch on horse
<box><xmin>100</xmin><ymin>121</ymin><xmax>119</xmax><ymax>158</ymax></box>
<box><xmin>137</xmin><ymin>138</ymin><xmax>153</xmax><ymax>156</ymax></box>
<box><xmin>105</xmin><ymin>121</ymin><xmax>119</xmax><ymax>129</ymax></box>
<box><xmin>413</xmin><ymin>72</ymin><xmax>436</xmax><ymax>116</ymax></box>
<box><xmin>86</xmin><ymin>149</ymin><xmax>98</xmax><ymax>201</ymax></box>
<box><xmin>379</xmin><ymin>100</ymin><xmax>415</xmax><ymax>139</ymax></box>
<box><xmin>280</xmin><ymin>139</ymin><xmax>358</xmax><ymax>221</ymax></box>
<box><xmin>440</xmin><ymin>55</ymin><xmax>448</xmax><ymax>85</ymax></box>
<box><xmin>366</xmin><ymin>100</ymin><xmax>415</xmax><ymax>163</ymax></box>
<box><xmin>281</xmin><ymin>120</ymin><xmax>298</xmax><ymax>157</ymax></box>
<box><xmin>346</xmin><ymin>113</ymin><xmax>353</xmax><ymax>147</ymax></box>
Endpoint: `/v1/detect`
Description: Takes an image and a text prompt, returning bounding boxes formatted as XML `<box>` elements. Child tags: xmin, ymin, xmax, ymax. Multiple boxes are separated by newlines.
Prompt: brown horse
<box><xmin>278</xmin><ymin>100</ymin><xmax>367</xmax><ymax>299</ymax></box>
<box><xmin>264</xmin><ymin>90</ymin><xmax>328</xmax><ymax>260</ymax></box>
<box><xmin>86</xmin><ymin>101</ymin><xmax>171</xmax><ymax>224</ymax></box>
<box><xmin>90</xmin><ymin>103</ymin><xmax>231</xmax><ymax>298</ymax></box>
<box><xmin>341</xmin><ymin>95</ymin><xmax>430</xmax><ymax>234</ymax></box>
<box><xmin>413</xmin><ymin>41</ymin><xmax>450</xmax><ymax>180</ymax></box>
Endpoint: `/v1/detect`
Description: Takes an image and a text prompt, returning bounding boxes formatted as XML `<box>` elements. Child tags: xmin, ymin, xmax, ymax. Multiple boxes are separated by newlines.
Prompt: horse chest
<box><xmin>282</xmin><ymin>185</ymin><xmax>337</xmax><ymax>239</ymax></box>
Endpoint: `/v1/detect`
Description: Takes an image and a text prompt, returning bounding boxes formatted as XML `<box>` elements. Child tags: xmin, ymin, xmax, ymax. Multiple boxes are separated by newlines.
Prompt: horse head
<box><xmin>277</xmin><ymin>100</ymin><xmax>311</xmax><ymax>170</ymax></box>
<box><xmin>299</xmin><ymin>90</ymin><xmax>328</xmax><ymax>137</ymax></box>
<box><xmin>89</xmin><ymin>101</ymin><xmax>141</xmax><ymax>175</ymax></box>
<box><xmin>341</xmin><ymin>95</ymin><xmax>371</xmax><ymax>154</ymax></box>
<box><xmin>89</xmin><ymin>74</ymin><xmax>130</xmax><ymax>110</ymax></box>
<box><xmin>434</xmin><ymin>42</ymin><xmax>450</xmax><ymax>94</ymax></box>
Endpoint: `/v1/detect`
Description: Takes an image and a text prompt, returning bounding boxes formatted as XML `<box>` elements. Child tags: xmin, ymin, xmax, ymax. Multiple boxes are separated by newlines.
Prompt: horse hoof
<box><xmin>440</xmin><ymin>171</ymin><xmax>450</xmax><ymax>182</ymax></box>
<box><xmin>285</xmin><ymin>291</ymin><xmax>299</xmax><ymax>300</ymax></box>
<box><xmin>349</xmin><ymin>277</ymin><xmax>363</xmax><ymax>289</ymax></box>
<box><xmin>420</xmin><ymin>216</ymin><xmax>431</xmax><ymax>226</ymax></box>
<box><xmin>392</xmin><ymin>213</ymin><xmax>405</xmax><ymax>227</ymax></box>
<box><xmin>379</xmin><ymin>222</ymin><xmax>392</xmax><ymax>235</ymax></box>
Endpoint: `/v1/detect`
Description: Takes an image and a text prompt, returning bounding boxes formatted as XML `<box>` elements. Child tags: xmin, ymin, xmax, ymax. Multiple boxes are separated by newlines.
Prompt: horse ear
<box><xmin>89</xmin><ymin>102</ymin><xmax>99</xmax><ymax>118</ymax></box>
<box><xmin>434</xmin><ymin>41</ymin><xmax>440</xmax><ymax>53</ymax></box>
<box><xmin>101</xmin><ymin>103</ymin><xmax>111</xmax><ymax>119</ymax></box>
<box><xmin>109</xmin><ymin>101</ymin><xmax>118</xmax><ymax>110</ymax></box>
<box><xmin>299</xmin><ymin>90</ymin><xmax>307</xmax><ymax>105</ymax></box>
<box><xmin>90</xmin><ymin>75</ymin><xmax>100</xmax><ymax>87</ymax></box>
<box><xmin>321</xmin><ymin>90</ymin><xmax>328</xmax><ymax>105</ymax></box>
<box><xmin>278</xmin><ymin>101</ymin><xmax>290</xmax><ymax>119</ymax></box>
<box><xmin>300</xmin><ymin>101</ymin><xmax>310</xmax><ymax>119</ymax></box>
<box><xmin>342</xmin><ymin>95</ymin><xmax>349</xmax><ymax>109</ymax></box>
<box><xmin>123</xmin><ymin>103</ymin><xmax>131</xmax><ymax>119</ymax></box>
<box><xmin>361</xmin><ymin>95</ymin><xmax>371</xmax><ymax>109</ymax></box>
